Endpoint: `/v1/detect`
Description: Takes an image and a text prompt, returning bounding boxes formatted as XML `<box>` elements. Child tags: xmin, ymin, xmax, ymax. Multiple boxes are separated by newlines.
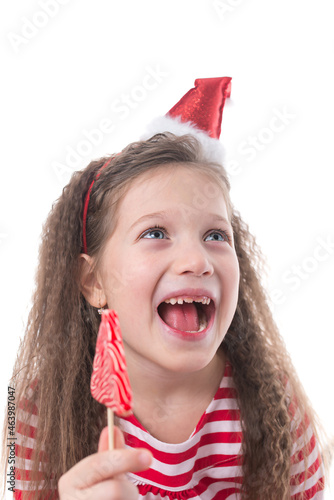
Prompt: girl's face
<box><xmin>97</xmin><ymin>165</ymin><xmax>239</xmax><ymax>375</ymax></box>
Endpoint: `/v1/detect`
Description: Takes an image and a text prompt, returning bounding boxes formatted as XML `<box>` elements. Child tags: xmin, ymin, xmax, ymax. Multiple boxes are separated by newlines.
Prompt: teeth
<box><xmin>163</xmin><ymin>297</ymin><xmax>211</xmax><ymax>305</ymax></box>
<box><xmin>160</xmin><ymin>297</ymin><xmax>211</xmax><ymax>333</ymax></box>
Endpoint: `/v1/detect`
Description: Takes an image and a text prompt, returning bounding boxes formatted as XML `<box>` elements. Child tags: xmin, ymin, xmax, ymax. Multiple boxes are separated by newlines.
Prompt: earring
<box><xmin>97</xmin><ymin>298</ymin><xmax>105</xmax><ymax>315</ymax></box>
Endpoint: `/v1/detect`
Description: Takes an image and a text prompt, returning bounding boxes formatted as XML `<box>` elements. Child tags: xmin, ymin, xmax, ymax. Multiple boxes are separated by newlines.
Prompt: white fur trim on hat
<box><xmin>141</xmin><ymin>115</ymin><xmax>225</xmax><ymax>165</ymax></box>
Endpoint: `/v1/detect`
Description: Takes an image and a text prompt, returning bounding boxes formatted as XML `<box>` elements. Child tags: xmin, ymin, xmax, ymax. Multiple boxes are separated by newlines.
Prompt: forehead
<box><xmin>116</xmin><ymin>164</ymin><xmax>230</xmax><ymax>223</ymax></box>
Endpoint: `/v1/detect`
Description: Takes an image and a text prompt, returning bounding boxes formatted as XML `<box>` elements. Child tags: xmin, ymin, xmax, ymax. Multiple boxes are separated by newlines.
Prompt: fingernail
<box><xmin>138</xmin><ymin>451</ymin><xmax>152</xmax><ymax>467</ymax></box>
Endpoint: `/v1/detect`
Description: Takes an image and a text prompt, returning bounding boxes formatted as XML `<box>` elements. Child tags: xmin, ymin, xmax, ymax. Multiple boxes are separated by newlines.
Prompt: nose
<box><xmin>171</xmin><ymin>240</ymin><xmax>214</xmax><ymax>277</ymax></box>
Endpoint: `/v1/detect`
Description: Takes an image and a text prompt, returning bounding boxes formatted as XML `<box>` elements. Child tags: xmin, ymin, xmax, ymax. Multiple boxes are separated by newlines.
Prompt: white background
<box><xmin>1</xmin><ymin>0</ymin><xmax>333</xmax><ymax>498</ymax></box>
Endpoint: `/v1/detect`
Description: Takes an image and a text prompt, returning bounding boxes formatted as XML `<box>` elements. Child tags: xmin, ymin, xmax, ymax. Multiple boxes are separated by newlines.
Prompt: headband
<box><xmin>82</xmin><ymin>158</ymin><xmax>112</xmax><ymax>254</ymax></box>
<box><xmin>82</xmin><ymin>77</ymin><xmax>232</xmax><ymax>254</ymax></box>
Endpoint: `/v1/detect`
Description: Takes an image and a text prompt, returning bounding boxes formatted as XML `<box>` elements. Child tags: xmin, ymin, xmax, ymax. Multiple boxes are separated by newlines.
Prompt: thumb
<box><xmin>98</xmin><ymin>425</ymin><xmax>125</xmax><ymax>452</ymax></box>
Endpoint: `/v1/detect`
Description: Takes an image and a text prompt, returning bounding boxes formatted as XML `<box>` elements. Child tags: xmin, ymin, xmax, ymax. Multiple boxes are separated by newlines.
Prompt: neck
<box><xmin>124</xmin><ymin>348</ymin><xmax>226</xmax><ymax>443</ymax></box>
<box><xmin>126</xmin><ymin>348</ymin><xmax>226</xmax><ymax>408</ymax></box>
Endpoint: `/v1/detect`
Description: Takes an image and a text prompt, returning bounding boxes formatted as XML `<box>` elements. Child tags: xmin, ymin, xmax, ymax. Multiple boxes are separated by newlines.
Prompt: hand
<box><xmin>58</xmin><ymin>426</ymin><xmax>152</xmax><ymax>499</ymax></box>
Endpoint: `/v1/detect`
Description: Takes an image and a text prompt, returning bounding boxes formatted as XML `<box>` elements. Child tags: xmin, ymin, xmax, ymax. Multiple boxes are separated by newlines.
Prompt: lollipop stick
<box><xmin>107</xmin><ymin>408</ymin><xmax>114</xmax><ymax>450</ymax></box>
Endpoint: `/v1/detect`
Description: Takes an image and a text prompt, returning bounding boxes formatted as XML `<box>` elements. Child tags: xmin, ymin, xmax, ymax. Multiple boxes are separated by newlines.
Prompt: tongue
<box><xmin>159</xmin><ymin>303</ymin><xmax>200</xmax><ymax>332</ymax></box>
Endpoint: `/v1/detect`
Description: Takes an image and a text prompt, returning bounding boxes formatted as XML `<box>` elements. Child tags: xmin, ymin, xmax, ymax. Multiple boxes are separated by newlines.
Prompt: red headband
<box><xmin>82</xmin><ymin>158</ymin><xmax>112</xmax><ymax>254</ymax></box>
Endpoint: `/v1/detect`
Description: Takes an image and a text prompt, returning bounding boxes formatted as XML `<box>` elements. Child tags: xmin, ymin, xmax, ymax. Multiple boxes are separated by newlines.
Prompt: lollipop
<box><xmin>91</xmin><ymin>309</ymin><xmax>133</xmax><ymax>449</ymax></box>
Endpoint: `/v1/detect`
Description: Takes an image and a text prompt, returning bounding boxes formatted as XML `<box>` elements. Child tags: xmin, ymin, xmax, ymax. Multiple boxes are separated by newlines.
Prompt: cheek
<box><xmin>102</xmin><ymin>266</ymin><xmax>133</xmax><ymax>299</ymax></box>
<box><xmin>232</xmin><ymin>257</ymin><xmax>240</xmax><ymax>291</ymax></box>
<box><xmin>231</xmin><ymin>255</ymin><xmax>240</xmax><ymax>285</ymax></box>
<box><xmin>223</xmin><ymin>255</ymin><xmax>240</xmax><ymax>302</ymax></box>
<box><xmin>102</xmin><ymin>252</ymin><xmax>159</xmax><ymax>304</ymax></box>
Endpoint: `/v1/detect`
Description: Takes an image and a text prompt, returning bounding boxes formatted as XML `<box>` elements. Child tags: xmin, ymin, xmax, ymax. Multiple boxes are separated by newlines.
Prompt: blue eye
<box><xmin>141</xmin><ymin>226</ymin><xmax>167</xmax><ymax>239</ymax></box>
<box><xmin>205</xmin><ymin>231</ymin><xmax>230</xmax><ymax>242</ymax></box>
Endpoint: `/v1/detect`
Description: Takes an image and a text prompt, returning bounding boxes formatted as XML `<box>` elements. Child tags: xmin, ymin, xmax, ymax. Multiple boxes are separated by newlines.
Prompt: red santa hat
<box><xmin>83</xmin><ymin>77</ymin><xmax>232</xmax><ymax>253</ymax></box>
<box><xmin>142</xmin><ymin>77</ymin><xmax>232</xmax><ymax>163</ymax></box>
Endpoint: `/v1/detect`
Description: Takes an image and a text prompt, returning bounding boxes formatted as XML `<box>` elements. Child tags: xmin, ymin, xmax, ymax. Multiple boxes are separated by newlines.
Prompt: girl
<box><xmin>2</xmin><ymin>78</ymin><xmax>326</xmax><ymax>499</ymax></box>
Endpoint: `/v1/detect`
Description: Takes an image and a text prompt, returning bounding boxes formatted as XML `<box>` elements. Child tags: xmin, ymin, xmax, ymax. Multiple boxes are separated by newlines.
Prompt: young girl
<box><xmin>3</xmin><ymin>78</ymin><xmax>326</xmax><ymax>499</ymax></box>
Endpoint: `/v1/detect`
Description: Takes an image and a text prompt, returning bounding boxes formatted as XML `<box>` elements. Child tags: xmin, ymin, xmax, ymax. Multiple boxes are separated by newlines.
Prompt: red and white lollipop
<box><xmin>91</xmin><ymin>309</ymin><xmax>133</xmax><ymax>449</ymax></box>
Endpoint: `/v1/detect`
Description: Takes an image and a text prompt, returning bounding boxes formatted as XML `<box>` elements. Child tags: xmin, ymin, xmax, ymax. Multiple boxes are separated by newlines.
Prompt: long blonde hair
<box><xmin>2</xmin><ymin>133</ymin><xmax>327</xmax><ymax>499</ymax></box>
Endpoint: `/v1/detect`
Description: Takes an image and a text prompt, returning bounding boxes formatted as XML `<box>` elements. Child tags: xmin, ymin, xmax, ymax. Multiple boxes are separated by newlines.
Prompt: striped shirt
<box><xmin>14</xmin><ymin>363</ymin><xmax>324</xmax><ymax>499</ymax></box>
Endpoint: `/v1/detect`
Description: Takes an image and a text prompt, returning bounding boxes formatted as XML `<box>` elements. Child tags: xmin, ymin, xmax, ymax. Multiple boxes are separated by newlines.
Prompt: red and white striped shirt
<box><xmin>14</xmin><ymin>363</ymin><xmax>324</xmax><ymax>499</ymax></box>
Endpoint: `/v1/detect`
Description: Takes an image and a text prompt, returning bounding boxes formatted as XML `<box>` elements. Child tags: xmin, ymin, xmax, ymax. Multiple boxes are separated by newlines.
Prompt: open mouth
<box><xmin>157</xmin><ymin>297</ymin><xmax>215</xmax><ymax>334</ymax></box>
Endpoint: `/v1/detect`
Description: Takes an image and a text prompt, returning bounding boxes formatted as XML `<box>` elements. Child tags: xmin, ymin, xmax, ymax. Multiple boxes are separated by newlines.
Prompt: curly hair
<box><xmin>2</xmin><ymin>133</ymin><xmax>325</xmax><ymax>499</ymax></box>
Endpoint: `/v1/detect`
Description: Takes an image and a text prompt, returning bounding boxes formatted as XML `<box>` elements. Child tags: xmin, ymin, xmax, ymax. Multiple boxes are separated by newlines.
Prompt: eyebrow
<box><xmin>130</xmin><ymin>212</ymin><xmax>168</xmax><ymax>230</ymax></box>
<box><xmin>207</xmin><ymin>214</ymin><xmax>232</xmax><ymax>227</ymax></box>
<box><xmin>130</xmin><ymin>211</ymin><xmax>232</xmax><ymax>230</ymax></box>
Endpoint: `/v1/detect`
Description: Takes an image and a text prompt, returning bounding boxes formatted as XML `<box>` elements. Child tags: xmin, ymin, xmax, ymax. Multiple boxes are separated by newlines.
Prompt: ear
<box><xmin>78</xmin><ymin>254</ymin><xmax>107</xmax><ymax>308</ymax></box>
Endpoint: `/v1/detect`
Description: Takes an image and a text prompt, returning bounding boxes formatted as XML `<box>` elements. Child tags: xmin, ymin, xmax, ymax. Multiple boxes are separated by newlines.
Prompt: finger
<box><xmin>114</xmin><ymin>426</ymin><xmax>125</xmax><ymax>449</ymax></box>
<box><xmin>60</xmin><ymin>448</ymin><xmax>152</xmax><ymax>491</ymax></box>
<box><xmin>98</xmin><ymin>426</ymin><xmax>109</xmax><ymax>452</ymax></box>
<box><xmin>98</xmin><ymin>426</ymin><xmax>125</xmax><ymax>453</ymax></box>
<box><xmin>76</xmin><ymin>476</ymin><xmax>139</xmax><ymax>500</ymax></box>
